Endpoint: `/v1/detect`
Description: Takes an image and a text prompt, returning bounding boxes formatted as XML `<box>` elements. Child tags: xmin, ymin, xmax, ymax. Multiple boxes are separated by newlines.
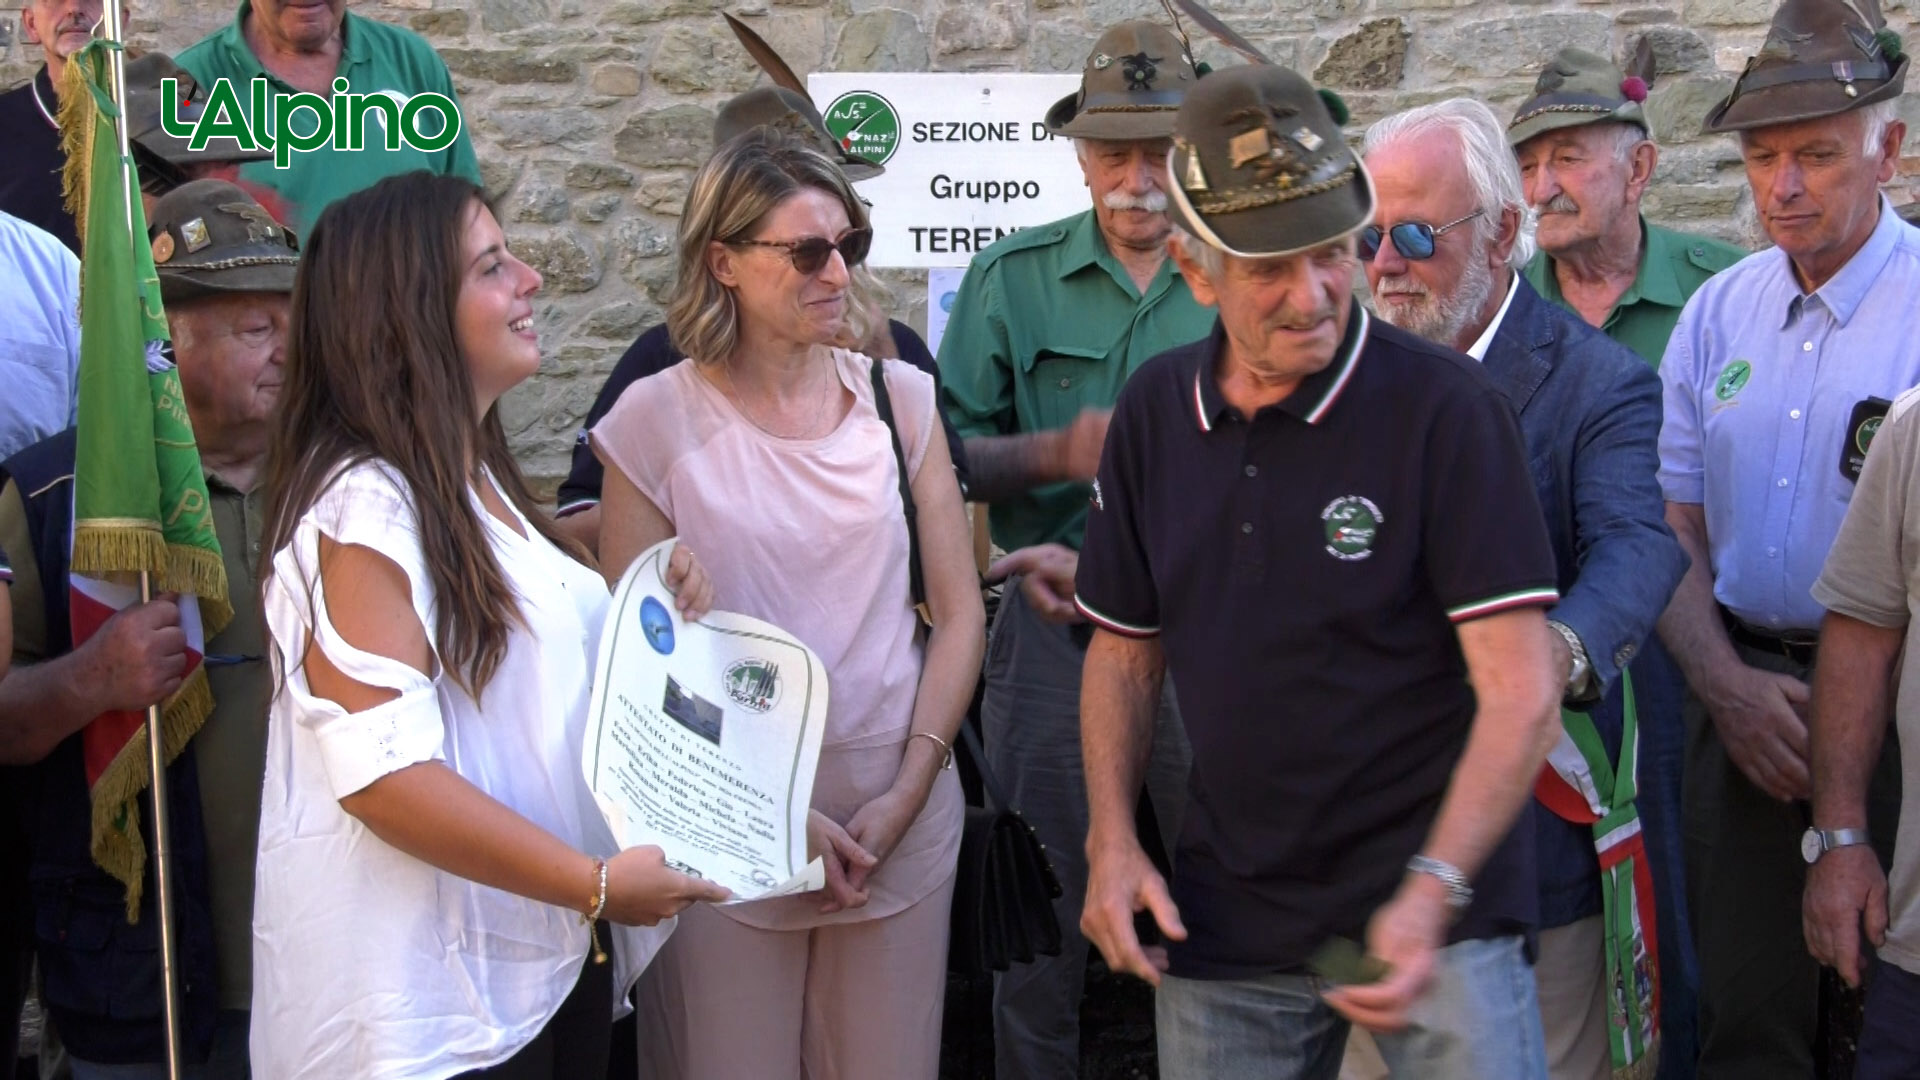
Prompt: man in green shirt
<box><xmin>175</xmin><ymin>0</ymin><xmax>482</xmax><ymax>234</ymax></box>
<box><xmin>937</xmin><ymin>21</ymin><xmax>1214</xmax><ymax>1079</ymax></box>
<box><xmin>1508</xmin><ymin>48</ymin><xmax>1745</xmax><ymax>1079</ymax></box>
<box><xmin>1511</xmin><ymin>48</ymin><xmax>1745</xmax><ymax>368</ymax></box>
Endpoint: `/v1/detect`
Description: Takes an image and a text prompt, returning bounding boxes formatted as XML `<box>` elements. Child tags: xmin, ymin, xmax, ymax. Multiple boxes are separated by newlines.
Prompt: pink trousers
<box><xmin>634</xmin><ymin>869</ymin><xmax>957</xmax><ymax>1080</ymax></box>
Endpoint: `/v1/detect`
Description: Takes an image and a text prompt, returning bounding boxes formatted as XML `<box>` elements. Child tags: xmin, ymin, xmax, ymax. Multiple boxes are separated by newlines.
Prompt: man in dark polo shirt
<box><xmin>1077</xmin><ymin>64</ymin><xmax>1564</xmax><ymax>1079</ymax></box>
<box><xmin>0</xmin><ymin>0</ymin><xmax>101</xmax><ymax>252</ymax></box>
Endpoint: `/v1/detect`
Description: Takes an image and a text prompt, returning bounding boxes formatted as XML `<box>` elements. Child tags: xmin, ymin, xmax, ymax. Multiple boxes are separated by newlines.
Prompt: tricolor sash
<box><xmin>1534</xmin><ymin>670</ymin><xmax>1660</xmax><ymax>1079</ymax></box>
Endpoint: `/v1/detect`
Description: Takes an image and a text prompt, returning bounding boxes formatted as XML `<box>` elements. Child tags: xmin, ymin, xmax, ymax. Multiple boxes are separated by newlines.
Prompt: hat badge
<box><xmin>1120</xmin><ymin>52</ymin><xmax>1161</xmax><ymax>91</ymax></box>
<box><xmin>180</xmin><ymin>217</ymin><xmax>211</xmax><ymax>254</ymax></box>
<box><xmin>151</xmin><ymin>231</ymin><xmax>175</xmax><ymax>264</ymax></box>
<box><xmin>1092</xmin><ymin>53</ymin><xmax>1113</xmax><ymax>69</ymax></box>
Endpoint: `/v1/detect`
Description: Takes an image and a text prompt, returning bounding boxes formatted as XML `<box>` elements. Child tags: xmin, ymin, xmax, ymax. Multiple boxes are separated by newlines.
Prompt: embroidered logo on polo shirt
<box><xmin>1321</xmin><ymin>496</ymin><xmax>1383</xmax><ymax>561</ymax></box>
<box><xmin>1714</xmin><ymin>360</ymin><xmax>1752</xmax><ymax>402</ymax></box>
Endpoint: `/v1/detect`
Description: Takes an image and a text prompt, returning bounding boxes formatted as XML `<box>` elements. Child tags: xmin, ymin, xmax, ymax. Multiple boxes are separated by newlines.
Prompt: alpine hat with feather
<box><xmin>1508</xmin><ymin>45</ymin><xmax>1656</xmax><ymax>148</ymax></box>
<box><xmin>1703</xmin><ymin>0</ymin><xmax>1908</xmax><ymax>133</ymax></box>
<box><xmin>1045</xmin><ymin>21</ymin><xmax>1200</xmax><ymax>140</ymax></box>
<box><xmin>1167</xmin><ymin>63</ymin><xmax>1374</xmax><ymax>258</ymax></box>
<box><xmin>720</xmin><ymin>13</ymin><xmax>885</xmax><ymax>179</ymax></box>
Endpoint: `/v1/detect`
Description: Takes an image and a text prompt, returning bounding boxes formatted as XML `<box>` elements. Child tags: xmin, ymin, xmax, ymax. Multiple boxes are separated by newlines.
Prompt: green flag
<box><xmin>61</xmin><ymin>40</ymin><xmax>231</xmax><ymax>917</ymax></box>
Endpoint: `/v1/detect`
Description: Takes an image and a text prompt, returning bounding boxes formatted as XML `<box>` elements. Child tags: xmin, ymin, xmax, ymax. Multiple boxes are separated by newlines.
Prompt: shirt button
<box><xmin>1244</xmin><ymin>465</ymin><xmax>1258</xmax><ymax>478</ymax></box>
<box><xmin>1790</xmin><ymin>409</ymin><xmax>1802</xmax><ymax>419</ymax></box>
<box><xmin>1803</xmin><ymin>341</ymin><xmax>1813</xmax><ymax>352</ymax></box>
<box><xmin>1777</xmin><ymin>478</ymin><xmax>1789</xmax><ymax>487</ymax></box>
<box><xmin>1768</xmin><ymin>547</ymin><xmax>1779</xmax><ymax>558</ymax></box>
<box><xmin>1241</xmin><ymin>522</ymin><xmax>1254</xmax><ymax>534</ymax></box>
<box><xmin>1058</xmin><ymin>378</ymin><xmax>1071</xmax><ymax>389</ymax></box>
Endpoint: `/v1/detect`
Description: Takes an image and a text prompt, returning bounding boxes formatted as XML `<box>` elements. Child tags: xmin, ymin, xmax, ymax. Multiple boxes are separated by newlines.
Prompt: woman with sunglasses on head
<box><xmin>592</xmin><ymin>132</ymin><xmax>984</xmax><ymax>1078</ymax></box>
<box><xmin>250</xmin><ymin>170</ymin><xmax>729</xmax><ymax>1080</ymax></box>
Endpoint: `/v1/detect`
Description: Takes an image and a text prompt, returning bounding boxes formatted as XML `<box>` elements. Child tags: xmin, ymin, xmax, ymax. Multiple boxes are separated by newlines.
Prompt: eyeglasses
<box><xmin>726</xmin><ymin>227</ymin><xmax>873</xmax><ymax>275</ymax></box>
<box><xmin>1358</xmin><ymin>209</ymin><xmax>1485</xmax><ymax>261</ymax></box>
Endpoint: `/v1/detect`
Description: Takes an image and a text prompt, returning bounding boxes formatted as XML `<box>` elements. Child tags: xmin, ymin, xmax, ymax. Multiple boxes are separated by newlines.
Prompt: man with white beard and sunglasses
<box><xmin>1359</xmin><ymin>98</ymin><xmax>1685</xmax><ymax>1080</ymax></box>
<box><xmin>937</xmin><ymin>20</ymin><xmax>1213</xmax><ymax>1079</ymax></box>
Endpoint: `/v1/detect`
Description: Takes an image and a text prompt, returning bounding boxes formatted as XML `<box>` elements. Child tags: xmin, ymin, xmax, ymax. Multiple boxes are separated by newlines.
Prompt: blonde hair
<box><xmin>667</xmin><ymin>131</ymin><xmax>875</xmax><ymax>364</ymax></box>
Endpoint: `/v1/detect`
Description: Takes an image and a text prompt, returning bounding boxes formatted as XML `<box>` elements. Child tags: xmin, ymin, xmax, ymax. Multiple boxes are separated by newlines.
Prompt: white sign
<box><xmin>807</xmin><ymin>72</ymin><xmax>1085</xmax><ymax>268</ymax></box>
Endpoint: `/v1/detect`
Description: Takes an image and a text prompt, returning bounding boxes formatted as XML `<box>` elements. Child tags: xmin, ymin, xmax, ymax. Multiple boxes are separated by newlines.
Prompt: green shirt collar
<box><xmin>216</xmin><ymin>0</ymin><xmax>364</xmax><ymax>85</ymax></box>
<box><xmin>1056</xmin><ymin>209</ymin><xmax>1181</xmax><ymax>300</ymax></box>
<box><xmin>1527</xmin><ymin>215</ymin><xmax>1687</xmax><ymax>317</ymax></box>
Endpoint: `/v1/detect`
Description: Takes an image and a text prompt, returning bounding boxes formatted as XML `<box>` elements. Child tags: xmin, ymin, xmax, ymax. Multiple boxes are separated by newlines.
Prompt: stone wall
<box><xmin>6</xmin><ymin>0</ymin><xmax>1919</xmax><ymax>487</ymax></box>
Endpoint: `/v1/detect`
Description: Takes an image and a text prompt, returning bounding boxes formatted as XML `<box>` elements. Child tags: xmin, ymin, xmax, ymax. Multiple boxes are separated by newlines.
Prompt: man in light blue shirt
<box><xmin>0</xmin><ymin>209</ymin><xmax>79</xmax><ymax>462</ymax></box>
<box><xmin>1656</xmin><ymin>0</ymin><xmax>1917</xmax><ymax>1072</ymax></box>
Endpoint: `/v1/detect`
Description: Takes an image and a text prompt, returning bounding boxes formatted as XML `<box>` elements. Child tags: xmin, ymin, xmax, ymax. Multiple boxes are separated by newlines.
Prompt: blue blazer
<box><xmin>1479</xmin><ymin>277</ymin><xmax>1688</xmax><ymax>927</ymax></box>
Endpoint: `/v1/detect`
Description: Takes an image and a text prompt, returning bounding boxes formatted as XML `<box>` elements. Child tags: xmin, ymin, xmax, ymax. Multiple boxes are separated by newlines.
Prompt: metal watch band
<box><xmin>1820</xmin><ymin>827</ymin><xmax>1871</xmax><ymax>851</ymax></box>
<box><xmin>1407</xmin><ymin>854</ymin><xmax>1473</xmax><ymax>910</ymax></box>
<box><xmin>1546</xmin><ymin>619</ymin><xmax>1592</xmax><ymax>695</ymax></box>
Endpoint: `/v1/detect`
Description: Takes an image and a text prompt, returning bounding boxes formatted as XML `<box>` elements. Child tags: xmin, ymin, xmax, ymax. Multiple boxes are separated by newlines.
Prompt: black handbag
<box><xmin>868</xmin><ymin>361</ymin><xmax>1065</xmax><ymax>976</ymax></box>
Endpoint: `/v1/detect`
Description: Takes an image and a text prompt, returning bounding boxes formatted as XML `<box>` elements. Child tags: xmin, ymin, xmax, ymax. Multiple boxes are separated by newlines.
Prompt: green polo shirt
<box><xmin>939</xmin><ymin>209</ymin><xmax>1214</xmax><ymax>551</ymax></box>
<box><xmin>1525</xmin><ymin>217</ymin><xmax>1745</xmax><ymax>369</ymax></box>
<box><xmin>175</xmin><ymin>0</ymin><xmax>482</xmax><ymax>234</ymax></box>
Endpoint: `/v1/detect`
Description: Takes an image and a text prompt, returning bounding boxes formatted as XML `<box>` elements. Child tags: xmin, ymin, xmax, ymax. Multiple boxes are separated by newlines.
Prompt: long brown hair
<box><xmin>260</xmin><ymin>170</ymin><xmax>583</xmax><ymax>696</ymax></box>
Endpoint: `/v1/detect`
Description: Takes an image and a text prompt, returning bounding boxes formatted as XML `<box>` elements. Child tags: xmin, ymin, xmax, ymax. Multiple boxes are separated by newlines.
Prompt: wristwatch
<box><xmin>1801</xmin><ymin>827</ymin><xmax>1871</xmax><ymax>865</ymax></box>
<box><xmin>1407</xmin><ymin>855</ymin><xmax>1473</xmax><ymax>912</ymax></box>
<box><xmin>1546</xmin><ymin>620</ymin><xmax>1592</xmax><ymax>698</ymax></box>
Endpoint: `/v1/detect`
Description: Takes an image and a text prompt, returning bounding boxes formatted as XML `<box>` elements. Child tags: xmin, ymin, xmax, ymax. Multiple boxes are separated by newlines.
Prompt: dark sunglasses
<box><xmin>1358</xmin><ymin>209</ymin><xmax>1484</xmax><ymax>261</ymax></box>
<box><xmin>726</xmin><ymin>227</ymin><xmax>873</xmax><ymax>275</ymax></box>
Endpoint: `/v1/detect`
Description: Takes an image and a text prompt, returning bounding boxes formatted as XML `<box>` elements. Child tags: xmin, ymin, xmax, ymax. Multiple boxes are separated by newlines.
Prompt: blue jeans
<box><xmin>67</xmin><ymin>1010</ymin><xmax>249</xmax><ymax>1080</ymax></box>
<box><xmin>1157</xmin><ymin>937</ymin><xmax>1547</xmax><ymax>1080</ymax></box>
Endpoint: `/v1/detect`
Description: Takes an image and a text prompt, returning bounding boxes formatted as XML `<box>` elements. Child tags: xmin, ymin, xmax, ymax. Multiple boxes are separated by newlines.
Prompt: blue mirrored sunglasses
<box><xmin>1358</xmin><ymin>209</ymin><xmax>1485</xmax><ymax>261</ymax></box>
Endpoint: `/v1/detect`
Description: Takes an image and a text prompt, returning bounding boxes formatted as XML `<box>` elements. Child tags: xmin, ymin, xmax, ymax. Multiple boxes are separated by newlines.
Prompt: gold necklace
<box><xmin>722</xmin><ymin>358</ymin><xmax>838</xmax><ymax>440</ymax></box>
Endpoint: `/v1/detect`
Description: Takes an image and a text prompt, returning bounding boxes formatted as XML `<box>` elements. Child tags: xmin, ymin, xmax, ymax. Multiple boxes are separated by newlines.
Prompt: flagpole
<box><xmin>99</xmin><ymin>0</ymin><xmax>186</xmax><ymax>1074</ymax></box>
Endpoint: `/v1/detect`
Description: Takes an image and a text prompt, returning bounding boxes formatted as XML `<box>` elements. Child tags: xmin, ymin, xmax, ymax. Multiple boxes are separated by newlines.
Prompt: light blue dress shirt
<box><xmin>0</xmin><ymin>209</ymin><xmax>79</xmax><ymax>463</ymax></box>
<box><xmin>1659</xmin><ymin>197</ymin><xmax>1920</xmax><ymax>631</ymax></box>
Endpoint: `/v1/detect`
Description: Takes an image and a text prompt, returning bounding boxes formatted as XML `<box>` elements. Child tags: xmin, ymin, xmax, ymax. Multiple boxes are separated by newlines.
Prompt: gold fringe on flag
<box><xmin>70</xmin><ymin>520</ymin><xmax>168</xmax><ymax>580</ymax></box>
<box><xmin>165</xmin><ymin>542</ymin><xmax>234</xmax><ymax>636</ymax></box>
<box><xmin>88</xmin><ymin>665</ymin><xmax>214</xmax><ymax>921</ymax></box>
<box><xmin>57</xmin><ymin>50</ymin><xmax>96</xmax><ymax>253</ymax></box>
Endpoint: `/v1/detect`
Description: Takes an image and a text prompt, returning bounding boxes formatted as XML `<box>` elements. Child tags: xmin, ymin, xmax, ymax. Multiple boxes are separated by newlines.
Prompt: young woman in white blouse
<box><xmin>251</xmin><ymin>171</ymin><xmax>729</xmax><ymax>1080</ymax></box>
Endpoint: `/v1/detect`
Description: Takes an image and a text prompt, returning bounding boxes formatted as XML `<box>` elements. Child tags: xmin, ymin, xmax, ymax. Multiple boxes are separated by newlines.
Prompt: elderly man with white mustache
<box><xmin>1508</xmin><ymin>48</ymin><xmax>1745</xmax><ymax>1077</ymax></box>
<box><xmin>1360</xmin><ymin>98</ymin><xmax>1686</xmax><ymax>1080</ymax></box>
<box><xmin>937</xmin><ymin>20</ymin><xmax>1213</xmax><ymax>1078</ymax></box>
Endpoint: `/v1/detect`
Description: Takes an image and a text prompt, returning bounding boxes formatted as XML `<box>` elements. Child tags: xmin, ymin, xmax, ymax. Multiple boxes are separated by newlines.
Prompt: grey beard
<box><xmin>1379</xmin><ymin>254</ymin><xmax>1496</xmax><ymax>350</ymax></box>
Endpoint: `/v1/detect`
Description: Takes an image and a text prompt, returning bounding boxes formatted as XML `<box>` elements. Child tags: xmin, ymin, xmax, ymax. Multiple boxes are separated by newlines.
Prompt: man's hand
<box><xmin>987</xmin><ymin>544</ymin><xmax>1081</xmax><ymax>623</ymax></box>
<box><xmin>1805</xmin><ymin>844</ymin><xmax>1888</xmax><ymax>988</ymax></box>
<box><xmin>1058</xmin><ymin>408</ymin><xmax>1112</xmax><ymax>483</ymax></box>
<box><xmin>1704</xmin><ymin>662</ymin><xmax>1813</xmax><ymax>801</ymax></box>
<box><xmin>1081</xmin><ymin>835</ymin><xmax>1186</xmax><ymax>987</ymax></box>
<box><xmin>1323</xmin><ymin>874</ymin><xmax>1448</xmax><ymax>1032</ymax></box>
<box><xmin>77</xmin><ymin>597</ymin><xmax>188</xmax><ymax>714</ymax></box>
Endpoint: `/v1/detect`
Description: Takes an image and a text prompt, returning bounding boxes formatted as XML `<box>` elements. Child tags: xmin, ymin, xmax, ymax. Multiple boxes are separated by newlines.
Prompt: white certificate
<box><xmin>584</xmin><ymin>539</ymin><xmax>827</xmax><ymax>901</ymax></box>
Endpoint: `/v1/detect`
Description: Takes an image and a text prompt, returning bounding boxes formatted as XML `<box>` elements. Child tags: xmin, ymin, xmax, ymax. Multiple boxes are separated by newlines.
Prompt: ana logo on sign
<box><xmin>822</xmin><ymin>90</ymin><xmax>901</xmax><ymax>166</ymax></box>
<box><xmin>160</xmin><ymin>76</ymin><xmax>462</xmax><ymax>169</ymax></box>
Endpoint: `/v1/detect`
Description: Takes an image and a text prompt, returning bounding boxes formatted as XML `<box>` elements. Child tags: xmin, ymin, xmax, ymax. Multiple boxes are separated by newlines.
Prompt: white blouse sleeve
<box><xmin>273</xmin><ymin>461</ymin><xmax>450</xmax><ymax>801</ymax></box>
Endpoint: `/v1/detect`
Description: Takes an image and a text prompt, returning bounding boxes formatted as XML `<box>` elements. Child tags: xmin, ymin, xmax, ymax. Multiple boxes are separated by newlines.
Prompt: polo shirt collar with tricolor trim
<box><xmin>1191</xmin><ymin>301</ymin><xmax>1370</xmax><ymax>433</ymax></box>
